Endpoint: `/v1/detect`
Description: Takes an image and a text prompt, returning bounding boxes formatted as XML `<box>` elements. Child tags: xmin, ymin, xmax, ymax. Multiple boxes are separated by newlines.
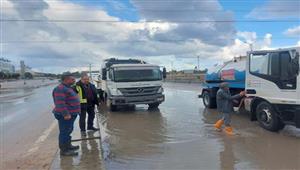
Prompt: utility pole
<box><xmin>89</xmin><ymin>64</ymin><xmax>92</xmax><ymax>78</ymax></box>
<box><xmin>249</xmin><ymin>43</ymin><xmax>253</xmax><ymax>52</ymax></box>
<box><xmin>197</xmin><ymin>56</ymin><xmax>200</xmax><ymax>70</ymax></box>
<box><xmin>171</xmin><ymin>61</ymin><xmax>174</xmax><ymax>80</ymax></box>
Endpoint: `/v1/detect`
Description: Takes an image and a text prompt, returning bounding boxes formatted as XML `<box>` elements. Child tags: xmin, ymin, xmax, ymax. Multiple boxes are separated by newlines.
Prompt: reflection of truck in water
<box><xmin>200</xmin><ymin>47</ymin><xmax>300</xmax><ymax>131</ymax></box>
<box><xmin>99</xmin><ymin>58</ymin><xmax>166</xmax><ymax>111</ymax></box>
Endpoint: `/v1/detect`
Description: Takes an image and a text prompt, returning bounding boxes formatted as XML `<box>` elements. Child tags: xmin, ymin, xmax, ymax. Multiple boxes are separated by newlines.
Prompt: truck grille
<box><xmin>118</xmin><ymin>86</ymin><xmax>160</xmax><ymax>97</ymax></box>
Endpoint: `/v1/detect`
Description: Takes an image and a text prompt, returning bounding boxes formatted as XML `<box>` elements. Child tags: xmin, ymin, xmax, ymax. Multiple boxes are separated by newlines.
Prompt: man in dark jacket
<box><xmin>214</xmin><ymin>82</ymin><xmax>245</xmax><ymax>135</ymax></box>
<box><xmin>52</xmin><ymin>74</ymin><xmax>80</xmax><ymax>156</ymax></box>
<box><xmin>74</xmin><ymin>74</ymin><xmax>100</xmax><ymax>134</ymax></box>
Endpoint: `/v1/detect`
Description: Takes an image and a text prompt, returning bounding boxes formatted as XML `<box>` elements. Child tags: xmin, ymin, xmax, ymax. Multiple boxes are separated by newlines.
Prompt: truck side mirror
<box><xmin>102</xmin><ymin>68</ymin><xmax>107</xmax><ymax>80</ymax></box>
<box><xmin>162</xmin><ymin>67</ymin><xmax>167</xmax><ymax>79</ymax></box>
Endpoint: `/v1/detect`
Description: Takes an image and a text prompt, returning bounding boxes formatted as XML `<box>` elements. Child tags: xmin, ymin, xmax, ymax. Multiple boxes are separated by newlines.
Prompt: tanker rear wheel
<box><xmin>202</xmin><ymin>91</ymin><xmax>216</xmax><ymax>108</ymax></box>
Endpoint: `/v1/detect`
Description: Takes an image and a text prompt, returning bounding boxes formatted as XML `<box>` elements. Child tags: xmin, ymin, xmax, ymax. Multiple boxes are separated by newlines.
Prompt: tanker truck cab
<box><xmin>245</xmin><ymin>47</ymin><xmax>300</xmax><ymax>131</ymax></box>
<box><xmin>101</xmin><ymin>58</ymin><xmax>165</xmax><ymax>111</ymax></box>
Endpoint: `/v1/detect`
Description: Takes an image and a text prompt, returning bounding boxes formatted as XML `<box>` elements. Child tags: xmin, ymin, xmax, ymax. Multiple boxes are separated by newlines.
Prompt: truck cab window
<box><xmin>250</xmin><ymin>53</ymin><xmax>269</xmax><ymax>75</ymax></box>
<box><xmin>250</xmin><ymin>51</ymin><xmax>297</xmax><ymax>89</ymax></box>
<box><xmin>109</xmin><ymin>69</ymin><xmax>114</xmax><ymax>80</ymax></box>
<box><xmin>269</xmin><ymin>52</ymin><xmax>280</xmax><ymax>77</ymax></box>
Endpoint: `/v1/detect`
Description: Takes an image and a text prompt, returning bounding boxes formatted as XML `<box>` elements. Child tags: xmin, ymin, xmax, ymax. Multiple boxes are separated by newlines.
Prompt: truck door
<box><xmin>247</xmin><ymin>50</ymin><xmax>299</xmax><ymax>104</ymax></box>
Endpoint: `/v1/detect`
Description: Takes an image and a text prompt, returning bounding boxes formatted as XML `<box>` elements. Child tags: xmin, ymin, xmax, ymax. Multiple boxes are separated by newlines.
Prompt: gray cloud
<box><xmin>130</xmin><ymin>0</ymin><xmax>236</xmax><ymax>46</ymax></box>
<box><xmin>247</xmin><ymin>0</ymin><xmax>300</xmax><ymax>19</ymax></box>
<box><xmin>3</xmin><ymin>0</ymin><xmax>272</xmax><ymax>73</ymax></box>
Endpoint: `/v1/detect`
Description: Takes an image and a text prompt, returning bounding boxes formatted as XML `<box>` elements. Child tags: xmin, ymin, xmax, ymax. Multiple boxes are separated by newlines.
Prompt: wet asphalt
<box><xmin>99</xmin><ymin>82</ymin><xmax>300</xmax><ymax>170</ymax></box>
<box><xmin>1</xmin><ymin>82</ymin><xmax>299</xmax><ymax>170</ymax></box>
<box><xmin>0</xmin><ymin>85</ymin><xmax>58</xmax><ymax>169</ymax></box>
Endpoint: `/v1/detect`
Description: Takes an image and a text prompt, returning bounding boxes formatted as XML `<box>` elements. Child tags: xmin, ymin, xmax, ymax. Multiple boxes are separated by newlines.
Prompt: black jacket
<box><xmin>74</xmin><ymin>81</ymin><xmax>99</xmax><ymax>106</ymax></box>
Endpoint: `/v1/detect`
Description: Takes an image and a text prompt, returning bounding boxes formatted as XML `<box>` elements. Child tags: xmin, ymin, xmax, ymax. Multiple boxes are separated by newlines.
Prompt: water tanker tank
<box><xmin>205</xmin><ymin>56</ymin><xmax>246</xmax><ymax>89</ymax></box>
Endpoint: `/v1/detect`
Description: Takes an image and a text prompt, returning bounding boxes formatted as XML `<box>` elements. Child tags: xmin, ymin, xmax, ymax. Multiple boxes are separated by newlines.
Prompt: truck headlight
<box><xmin>157</xmin><ymin>87</ymin><xmax>164</xmax><ymax>93</ymax></box>
<box><xmin>108</xmin><ymin>88</ymin><xmax>122</xmax><ymax>96</ymax></box>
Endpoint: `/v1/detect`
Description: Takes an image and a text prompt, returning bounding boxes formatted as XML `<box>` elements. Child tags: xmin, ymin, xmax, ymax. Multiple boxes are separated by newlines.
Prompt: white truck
<box><xmin>200</xmin><ymin>46</ymin><xmax>300</xmax><ymax>131</ymax></box>
<box><xmin>99</xmin><ymin>58</ymin><xmax>166</xmax><ymax>111</ymax></box>
<box><xmin>244</xmin><ymin>47</ymin><xmax>300</xmax><ymax>131</ymax></box>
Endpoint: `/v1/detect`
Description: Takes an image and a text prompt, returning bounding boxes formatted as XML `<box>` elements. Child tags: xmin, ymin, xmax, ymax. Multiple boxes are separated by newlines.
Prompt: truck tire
<box><xmin>256</xmin><ymin>101</ymin><xmax>282</xmax><ymax>132</ymax></box>
<box><xmin>106</xmin><ymin>97</ymin><xmax>118</xmax><ymax>112</ymax></box>
<box><xmin>202</xmin><ymin>91</ymin><xmax>216</xmax><ymax>108</ymax></box>
<box><xmin>148</xmin><ymin>103</ymin><xmax>160</xmax><ymax>109</ymax></box>
<box><xmin>110</xmin><ymin>104</ymin><xmax>118</xmax><ymax>112</ymax></box>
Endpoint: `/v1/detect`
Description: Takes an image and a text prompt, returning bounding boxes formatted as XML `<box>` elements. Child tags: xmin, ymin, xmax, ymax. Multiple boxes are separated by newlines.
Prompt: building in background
<box><xmin>0</xmin><ymin>58</ymin><xmax>15</xmax><ymax>73</ymax></box>
<box><xmin>19</xmin><ymin>60</ymin><xmax>35</xmax><ymax>79</ymax></box>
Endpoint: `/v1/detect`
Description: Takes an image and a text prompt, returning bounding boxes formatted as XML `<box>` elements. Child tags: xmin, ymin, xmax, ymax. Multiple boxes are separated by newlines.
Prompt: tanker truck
<box><xmin>199</xmin><ymin>47</ymin><xmax>300</xmax><ymax>131</ymax></box>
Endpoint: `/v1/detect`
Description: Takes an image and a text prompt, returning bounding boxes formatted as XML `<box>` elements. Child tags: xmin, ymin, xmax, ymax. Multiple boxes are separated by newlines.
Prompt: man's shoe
<box><xmin>214</xmin><ymin>119</ymin><xmax>224</xmax><ymax>131</ymax></box>
<box><xmin>87</xmin><ymin>127</ymin><xmax>100</xmax><ymax>131</ymax></box>
<box><xmin>224</xmin><ymin>126</ymin><xmax>234</xmax><ymax>135</ymax></box>
<box><xmin>60</xmin><ymin>150</ymin><xmax>78</xmax><ymax>156</ymax></box>
<box><xmin>69</xmin><ymin>144</ymin><xmax>80</xmax><ymax>150</ymax></box>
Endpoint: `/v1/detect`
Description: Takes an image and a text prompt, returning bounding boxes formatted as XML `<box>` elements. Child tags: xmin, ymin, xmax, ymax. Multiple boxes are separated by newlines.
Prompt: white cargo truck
<box><xmin>99</xmin><ymin>58</ymin><xmax>166</xmax><ymax>111</ymax></box>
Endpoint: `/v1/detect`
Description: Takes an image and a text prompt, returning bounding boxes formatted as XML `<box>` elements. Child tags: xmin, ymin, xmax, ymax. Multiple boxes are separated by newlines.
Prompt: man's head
<box><xmin>219</xmin><ymin>82</ymin><xmax>229</xmax><ymax>91</ymax></box>
<box><xmin>80</xmin><ymin>73</ymin><xmax>90</xmax><ymax>84</ymax></box>
<box><xmin>61</xmin><ymin>74</ymin><xmax>75</xmax><ymax>86</ymax></box>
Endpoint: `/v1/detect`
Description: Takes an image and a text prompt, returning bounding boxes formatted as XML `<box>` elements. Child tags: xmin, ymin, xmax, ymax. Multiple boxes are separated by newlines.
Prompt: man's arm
<box><xmin>218</xmin><ymin>90</ymin><xmax>242</xmax><ymax>101</ymax></box>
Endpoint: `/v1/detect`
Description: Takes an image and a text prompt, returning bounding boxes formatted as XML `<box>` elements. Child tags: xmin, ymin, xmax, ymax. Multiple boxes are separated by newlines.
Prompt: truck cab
<box><xmin>100</xmin><ymin>58</ymin><xmax>165</xmax><ymax>111</ymax></box>
<box><xmin>245</xmin><ymin>47</ymin><xmax>300</xmax><ymax>131</ymax></box>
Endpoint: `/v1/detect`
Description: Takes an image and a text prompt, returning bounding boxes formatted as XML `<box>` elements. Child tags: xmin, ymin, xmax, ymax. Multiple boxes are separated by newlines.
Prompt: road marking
<box><xmin>24</xmin><ymin>121</ymin><xmax>57</xmax><ymax>157</ymax></box>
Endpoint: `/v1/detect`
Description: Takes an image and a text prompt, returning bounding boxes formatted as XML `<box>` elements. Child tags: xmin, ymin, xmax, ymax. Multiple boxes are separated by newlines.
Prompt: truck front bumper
<box><xmin>109</xmin><ymin>94</ymin><xmax>165</xmax><ymax>105</ymax></box>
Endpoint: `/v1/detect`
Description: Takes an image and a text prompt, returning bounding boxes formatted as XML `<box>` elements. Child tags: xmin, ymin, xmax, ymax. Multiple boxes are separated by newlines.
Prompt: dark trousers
<box><xmin>54</xmin><ymin>114</ymin><xmax>77</xmax><ymax>150</ymax></box>
<box><xmin>79</xmin><ymin>104</ymin><xmax>95</xmax><ymax>131</ymax></box>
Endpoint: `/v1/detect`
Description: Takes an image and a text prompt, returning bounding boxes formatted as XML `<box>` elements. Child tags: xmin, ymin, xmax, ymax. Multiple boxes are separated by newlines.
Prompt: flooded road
<box><xmin>99</xmin><ymin>83</ymin><xmax>300</xmax><ymax>170</ymax></box>
<box><xmin>0</xmin><ymin>85</ymin><xmax>59</xmax><ymax>169</ymax></box>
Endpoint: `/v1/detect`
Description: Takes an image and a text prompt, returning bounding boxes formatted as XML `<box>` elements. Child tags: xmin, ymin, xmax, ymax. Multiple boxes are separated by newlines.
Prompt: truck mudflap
<box><xmin>110</xmin><ymin>94</ymin><xmax>165</xmax><ymax>105</ymax></box>
<box><xmin>244</xmin><ymin>97</ymin><xmax>253</xmax><ymax>112</ymax></box>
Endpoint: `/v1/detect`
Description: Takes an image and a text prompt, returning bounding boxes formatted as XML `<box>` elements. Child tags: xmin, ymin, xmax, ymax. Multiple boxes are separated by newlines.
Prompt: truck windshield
<box><xmin>113</xmin><ymin>69</ymin><xmax>162</xmax><ymax>82</ymax></box>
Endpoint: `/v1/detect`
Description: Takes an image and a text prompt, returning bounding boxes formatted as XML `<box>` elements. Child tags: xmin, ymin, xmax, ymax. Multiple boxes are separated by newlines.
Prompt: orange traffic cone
<box><xmin>214</xmin><ymin>119</ymin><xmax>224</xmax><ymax>131</ymax></box>
<box><xmin>225</xmin><ymin>126</ymin><xmax>234</xmax><ymax>135</ymax></box>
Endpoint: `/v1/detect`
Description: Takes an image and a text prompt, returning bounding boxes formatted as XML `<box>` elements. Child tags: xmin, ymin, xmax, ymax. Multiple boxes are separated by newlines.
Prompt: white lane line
<box><xmin>24</xmin><ymin>121</ymin><xmax>57</xmax><ymax>157</ymax></box>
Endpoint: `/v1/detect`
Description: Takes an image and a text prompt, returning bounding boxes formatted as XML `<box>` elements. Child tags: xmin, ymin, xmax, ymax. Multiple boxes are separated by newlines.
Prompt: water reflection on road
<box><xmin>98</xmin><ymin>83</ymin><xmax>300</xmax><ymax>170</ymax></box>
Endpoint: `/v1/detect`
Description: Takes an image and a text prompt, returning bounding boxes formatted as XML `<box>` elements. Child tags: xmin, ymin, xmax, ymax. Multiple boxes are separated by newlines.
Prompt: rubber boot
<box><xmin>214</xmin><ymin>119</ymin><xmax>224</xmax><ymax>131</ymax></box>
<box><xmin>60</xmin><ymin>144</ymin><xmax>78</xmax><ymax>156</ymax></box>
<box><xmin>224</xmin><ymin>126</ymin><xmax>234</xmax><ymax>135</ymax></box>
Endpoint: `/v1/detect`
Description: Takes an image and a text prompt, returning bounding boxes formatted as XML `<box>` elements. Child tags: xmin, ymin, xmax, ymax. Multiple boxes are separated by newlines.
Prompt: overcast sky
<box><xmin>1</xmin><ymin>0</ymin><xmax>300</xmax><ymax>73</ymax></box>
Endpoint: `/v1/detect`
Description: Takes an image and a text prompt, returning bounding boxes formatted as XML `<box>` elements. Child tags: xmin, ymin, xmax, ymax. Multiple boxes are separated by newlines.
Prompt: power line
<box><xmin>1</xmin><ymin>19</ymin><xmax>299</xmax><ymax>23</ymax></box>
<box><xmin>2</xmin><ymin>7</ymin><xmax>299</xmax><ymax>13</ymax></box>
<box><xmin>9</xmin><ymin>0</ymin><xmax>300</xmax><ymax>2</ymax></box>
<box><xmin>2</xmin><ymin>37</ymin><xmax>299</xmax><ymax>44</ymax></box>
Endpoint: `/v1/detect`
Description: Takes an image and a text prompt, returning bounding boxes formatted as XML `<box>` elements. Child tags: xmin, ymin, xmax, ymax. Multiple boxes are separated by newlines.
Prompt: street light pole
<box><xmin>89</xmin><ymin>64</ymin><xmax>92</xmax><ymax>78</ymax></box>
<box><xmin>197</xmin><ymin>56</ymin><xmax>200</xmax><ymax>70</ymax></box>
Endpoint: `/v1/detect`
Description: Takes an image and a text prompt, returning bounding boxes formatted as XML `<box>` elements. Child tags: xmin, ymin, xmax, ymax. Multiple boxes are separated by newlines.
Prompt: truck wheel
<box><xmin>106</xmin><ymin>97</ymin><xmax>118</xmax><ymax>112</ymax></box>
<box><xmin>148</xmin><ymin>103</ymin><xmax>160</xmax><ymax>109</ymax></box>
<box><xmin>110</xmin><ymin>104</ymin><xmax>118</xmax><ymax>112</ymax></box>
<box><xmin>202</xmin><ymin>91</ymin><xmax>216</xmax><ymax>108</ymax></box>
<box><xmin>256</xmin><ymin>102</ymin><xmax>281</xmax><ymax>132</ymax></box>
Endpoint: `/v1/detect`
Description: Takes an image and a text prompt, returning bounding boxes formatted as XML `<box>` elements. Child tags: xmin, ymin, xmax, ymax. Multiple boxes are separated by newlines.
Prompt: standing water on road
<box><xmin>98</xmin><ymin>83</ymin><xmax>300</xmax><ymax>170</ymax></box>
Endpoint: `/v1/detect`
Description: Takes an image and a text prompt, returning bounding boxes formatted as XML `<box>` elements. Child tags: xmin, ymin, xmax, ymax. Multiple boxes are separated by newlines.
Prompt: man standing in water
<box><xmin>214</xmin><ymin>82</ymin><xmax>245</xmax><ymax>135</ymax></box>
<box><xmin>75</xmin><ymin>74</ymin><xmax>100</xmax><ymax>135</ymax></box>
<box><xmin>52</xmin><ymin>74</ymin><xmax>80</xmax><ymax>156</ymax></box>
